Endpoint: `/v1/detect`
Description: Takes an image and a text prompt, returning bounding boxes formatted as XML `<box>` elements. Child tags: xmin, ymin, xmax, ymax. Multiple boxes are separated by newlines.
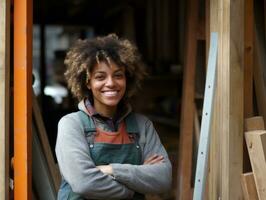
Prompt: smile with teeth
<box><xmin>102</xmin><ymin>90</ymin><xmax>119</xmax><ymax>97</ymax></box>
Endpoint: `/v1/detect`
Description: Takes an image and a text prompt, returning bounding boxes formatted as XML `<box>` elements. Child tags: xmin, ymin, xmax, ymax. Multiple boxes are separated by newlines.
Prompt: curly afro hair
<box><xmin>64</xmin><ymin>34</ymin><xmax>147</xmax><ymax>101</ymax></box>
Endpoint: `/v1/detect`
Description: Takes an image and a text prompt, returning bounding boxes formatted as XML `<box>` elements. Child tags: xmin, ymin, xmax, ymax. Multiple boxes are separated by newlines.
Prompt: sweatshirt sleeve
<box><xmin>111</xmin><ymin>115</ymin><xmax>172</xmax><ymax>194</ymax></box>
<box><xmin>55</xmin><ymin>114</ymin><xmax>134</xmax><ymax>199</ymax></box>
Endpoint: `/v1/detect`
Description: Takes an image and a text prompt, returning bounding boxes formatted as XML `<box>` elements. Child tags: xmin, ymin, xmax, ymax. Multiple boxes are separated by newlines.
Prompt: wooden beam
<box><xmin>0</xmin><ymin>0</ymin><xmax>10</xmax><ymax>199</ymax></box>
<box><xmin>176</xmin><ymin>0</ymin><xmax>198</xmax><ymax>199</ymax></box>
<box><xmin>208</xmin><ymin>0</ymin><xmax>220</xmax><ymax>199</ymax></box>
<box><xmin>14</xmin><ymin>0</ymin><xmax>33</xmax><ymax>199</ymax></box>
<box><xmin>245</xmin><ymin>130</ymin><xmax>266</xmax><ymax>199</ymax></box>
<box><xmin>210</xmin><ymin>0</ymin><xmax>244</xmax><ymax>199</ymax></box>
<box><xmin>244</xmin><ymin>0</ymin><xmax>254</xmax><ymax>118</ymax></box>
<box><xmin>241</xmin><ymin>117</ymin><xmax>264</xmax><ymax>200</ymax></box>
<box><xmin>194</xmin><ymin>104</ymin><xmax>200</xmax><ymax>147</ymax></box>
<box><xmin>254</xmin><ymin>29</ymin><xmax>266</xmax><ymax>124</ymax></box>
<box><xmin>241</xmin><ymin>172</ymin><xmax>259</xmax><ymax>200</ymax></box>
<box><xmin>245</xmin><ymin>116</ymin><xmax>265</xmax><ymax>131</ymax></box>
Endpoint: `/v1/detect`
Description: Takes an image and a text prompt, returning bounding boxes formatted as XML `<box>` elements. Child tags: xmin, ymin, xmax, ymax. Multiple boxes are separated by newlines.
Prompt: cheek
<box><xmin>90</xmin><ymin>81</ymin><xmax>102</xmax><ymax>94</ymax></box>
<box><xmin>121</xmin><ymin>80</ymin><xmax>126</xmax><ymax>92</ymax></box>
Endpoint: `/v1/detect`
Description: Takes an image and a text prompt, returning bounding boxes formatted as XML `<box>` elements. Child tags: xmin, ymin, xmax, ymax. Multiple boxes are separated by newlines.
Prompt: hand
<box><xmin>144</xmin><ymin>154</ymin><xmax>164</xmax><ymax>165</ymax></box>
<box><xmin>96</xmin><ymin>165</ymin><xmax>113</xmax><ymax>175</ymax></box>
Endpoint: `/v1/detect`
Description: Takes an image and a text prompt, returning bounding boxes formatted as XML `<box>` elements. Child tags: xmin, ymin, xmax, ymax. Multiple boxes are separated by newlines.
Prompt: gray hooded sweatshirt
<box><xmin>55</xmin><ymin>101</ymin><xmax>172</xmax><ymax>199</ymax></box>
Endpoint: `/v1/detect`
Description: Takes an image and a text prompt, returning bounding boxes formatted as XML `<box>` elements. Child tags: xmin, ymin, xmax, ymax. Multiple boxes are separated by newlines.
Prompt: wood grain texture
<box><xmin>176</xmin><ymin>0</ymin><xmax>198</xmax><ymax>199</ymax></box>
<box><xmin>245</xmin><ymin>116</ymin><xmax>265</xmax><ymax>131</ymax></box>
<box><xmin>241</xmin><ymin>172</ymin><xmax>259</xmax><ymax>200</ymax></box>
<box><xmin>217</xmin><ymin>0</ymin><xmax>244</xmax><ymax>199</ymax></box>
<box><xmin>244</xmin><ymin>0</ymin><xmax>254</xmax><ymax>118</ymax></box>
<box><xmin>208</xmin><ymin>0</ymin><xmax>220</xmax><ymax>199</ymax></box>
<box><xmin>242</xmin><ymin>116</ymin><xmax>264</xmax><ymax>199</ymax></box>
<box><xmin>0</xmin><ymin>0</ymin><xmax>10</xmax><ymax>199</ymax></box>
<box><xmin>245</xmin><ymin>131</ymin><xmax>266</xmax><ymax>200</ymax></box>
<box><xmin>254</xmin><ymin>29</ymin><xmax>266</xmax><ymax>124</ymax></box>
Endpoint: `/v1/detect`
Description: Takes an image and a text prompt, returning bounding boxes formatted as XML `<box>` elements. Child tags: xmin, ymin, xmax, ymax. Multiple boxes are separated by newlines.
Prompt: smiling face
<box><xmin>88</xmin><ymin>61</ymin><xmax>126</xmax><ymax>117</ymax></box>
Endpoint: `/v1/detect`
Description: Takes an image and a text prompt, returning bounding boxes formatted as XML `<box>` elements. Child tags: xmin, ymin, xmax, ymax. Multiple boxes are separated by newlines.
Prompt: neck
<box><xmin>94</xmin><ymin>103</ymin><xmax>117</xmax><ymax>118</ymax></box>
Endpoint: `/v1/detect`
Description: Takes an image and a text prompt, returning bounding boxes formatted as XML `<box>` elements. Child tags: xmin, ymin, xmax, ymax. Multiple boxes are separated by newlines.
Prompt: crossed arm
<box><xmin>97</xmin><ymin>154</ymin><xmax>164</xmax><ymax>174</ymax></box>
<box><xmin>56</xmin><ymin>114</ymin><xmax>172</xmax><ymax>199</ymax></box>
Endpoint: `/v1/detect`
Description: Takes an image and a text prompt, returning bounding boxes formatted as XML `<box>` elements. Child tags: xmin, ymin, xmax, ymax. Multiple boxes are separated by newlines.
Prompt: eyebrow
<box><xmin>93</xmin><ymin>68</ymin><xmax>124</xmax><ymax>74</ymax></box>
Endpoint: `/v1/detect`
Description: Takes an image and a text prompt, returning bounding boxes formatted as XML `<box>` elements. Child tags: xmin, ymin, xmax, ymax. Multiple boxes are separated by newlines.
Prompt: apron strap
<box><xmin>78</xmin><ymin>111</ymin><xmax>96</xmax><ymax>134</ymax></box>
<box><xmin>125</xmin><ymin>113</ymin><xmax>139</xmax><ymax>134</ymax></box>
<box><xmin>78</xmin><ymin>111</ymin><xmax>96</xmax><ymax>148</ymax></box>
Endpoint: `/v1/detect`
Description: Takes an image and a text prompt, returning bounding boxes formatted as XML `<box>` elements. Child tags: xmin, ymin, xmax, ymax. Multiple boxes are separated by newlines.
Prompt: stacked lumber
<box><xmin>241</xmin><ymin>116</ymin><xmax>266</xmax><ymax>200</ymax></box>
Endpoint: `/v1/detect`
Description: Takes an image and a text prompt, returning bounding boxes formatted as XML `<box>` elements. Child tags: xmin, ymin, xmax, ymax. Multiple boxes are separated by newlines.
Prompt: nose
<box><xmin>105</xmin><ymin>76</ymin><xmax>115</xmax><ymax>87</ymax></box>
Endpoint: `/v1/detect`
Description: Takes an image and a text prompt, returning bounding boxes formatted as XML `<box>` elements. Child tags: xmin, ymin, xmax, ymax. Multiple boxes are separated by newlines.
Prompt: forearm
<box><xmin>110</xmin><ymin>161</ymin><xmax>172</xmax><ymax>194</ymax></box>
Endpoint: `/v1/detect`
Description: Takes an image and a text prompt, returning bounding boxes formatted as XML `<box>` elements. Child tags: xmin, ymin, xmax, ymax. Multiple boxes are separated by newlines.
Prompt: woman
<box><xmin>55</xmin><ymin>34</ymin><xmax>172</xmax><ymax>200</ymax></box>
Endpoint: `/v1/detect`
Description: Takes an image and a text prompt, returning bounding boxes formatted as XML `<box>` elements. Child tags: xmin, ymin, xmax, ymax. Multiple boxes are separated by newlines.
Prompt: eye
<box><xmin>114</xmin><ymin>72</ymin><xmax>125</xmax><ymax>79</ymax></box>
<box><xmin>94</xmin><ymin>74</ymin><xmax>105</xmax><ymax>80</ymax></box>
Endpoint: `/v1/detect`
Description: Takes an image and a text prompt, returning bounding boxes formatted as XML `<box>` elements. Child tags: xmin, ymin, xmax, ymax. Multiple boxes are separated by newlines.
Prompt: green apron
<box><xmin>57</xmin><ymin>111</ymin><xmax>145</xmax><ymax>200</ymax></box>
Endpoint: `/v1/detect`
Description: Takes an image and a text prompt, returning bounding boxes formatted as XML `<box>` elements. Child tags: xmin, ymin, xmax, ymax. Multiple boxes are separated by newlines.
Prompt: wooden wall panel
<box><xmin>0</xmin><ymin>0</ymin><xmax>10</xmax><ymax>199</ymax></box>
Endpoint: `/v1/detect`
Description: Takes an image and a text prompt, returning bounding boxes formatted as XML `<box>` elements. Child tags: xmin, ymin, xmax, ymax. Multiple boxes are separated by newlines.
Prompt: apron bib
<box><xmin>58</xmin><ymin>112</ymin><xmax>145</xmax><ymax>200</ymax></box>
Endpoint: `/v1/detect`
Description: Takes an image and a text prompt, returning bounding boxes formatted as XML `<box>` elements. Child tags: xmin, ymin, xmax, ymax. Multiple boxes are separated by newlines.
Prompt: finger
<box><xmin>144</xmin><ymin>154</ymin><xmax>159</xmax><ymax>164</ymax></box>
<box><xmin>150</xmin><ymin>156</ymin><xmax>164</xmax><ymax>164</ymax></box>
<box><xmin>145</xmin><ymin>156</ymin><xmax>164</xmax><ymax>165</ymax></box>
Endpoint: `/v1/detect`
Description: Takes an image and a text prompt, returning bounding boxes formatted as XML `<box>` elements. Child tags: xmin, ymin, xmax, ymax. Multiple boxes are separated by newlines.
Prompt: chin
<box><xmin>103</xmin><ymin>100</ymin><xmax>121</xmax><ymax>107</ymax></box>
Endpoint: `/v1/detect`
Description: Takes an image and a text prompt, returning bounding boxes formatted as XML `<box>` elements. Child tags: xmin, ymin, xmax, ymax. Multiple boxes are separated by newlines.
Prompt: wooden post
<box><xmin>254</xmin><ymin>29</ymin><xmax>266</xmax><ymax>124</ymax></box>
<box><xmin>176</xmin><ymin>0</ymin><xmax>198</xmax><ymax>199</ymax></box>
<box><xmin>0</xmin><ymin>0</ymin><xmax>10</xmax><ymax>199</ymax></box>
<box><xmin>219</xmin><ymin>1</ymin><xmax>244</xmax><ymax>199</ymax></box>
<box><xmin>209</xmin><ymin>0</ymin><xmax>244</xmax><ymax>199</ymax></box>
<box><xmin>208</xmin><ymin>0</ymin><xmax>219</xmax><ymax>199</ymax></box>
<box><xmin>244</xmin><ymin>0</ymin><xmax>254</xmax><ymax>118</ymax></box>
<box><xmin>14</xmin><ymin>0</ymin><xmax>33</xmax><ymax>199</ymax></box>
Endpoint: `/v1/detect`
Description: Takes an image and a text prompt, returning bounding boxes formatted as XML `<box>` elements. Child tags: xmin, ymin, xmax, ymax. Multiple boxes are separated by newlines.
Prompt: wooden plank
<box><xmin>245</xmin><ymin>131</ymin><xmax>266</xmax><ymax>199</ymax></box>
<box><xmin>241</xmin><ymin>116</ymin><xmax>264</xmax><ymax>200</ymax></box>
<box><xmin>205</xmin><ymin>0</ymin><xmax>210</xmax><ymax>65</ymax></box>
<box><xmin>217</xmin><ymin>0</ymin><xmax>244</xmax><ymax>199</ymax></box>
<box><xmin>194</xmin><ymin>104</ymin><xmax>200</xmax><ymax>147</ymax></box>
<box><xmin>244</xmin><ymin>0</ymin><xmax>254</xmax><ymax>118</ymax></box>
<box><xmin>32</xmin><ymin>93</ymin><xmax>60</xmax><ymax>191</ymax></box>
<box><xmin>245</xmin><ymin>116</ymin><xmax>265</xmax><ymax>131</ymax></box>
<box><xmin>244</xmin><ymin>116</ymin><xmax>263</xmax><ymax>174</ymax></box>
<box><xmin>254</xmin><ymin>28</ymin><xmax>266</xmax><ymax>124</ymax></box>
<box><xmin>176</xmin><ymin>0</ymin><xmax>198</xmax><ymax>199</ymax></box>
<box><xmin>241</xmin><ymin>172</ymin><xmax>259</xmax><ymax>200</ymax></box>
<box><xmin>0</xmin><ymin>0</ymin><xmax>10</xmax><ymax>199</ymax></box>
<box><xmin>14</xmin><ymin>0</ymin><xmax>33</xmax><ymax>199</ymax></box>
<box><xmin>208</xmin><ymin>0</ymin><xmax>220</xmax><ymax>199</ymax></box>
